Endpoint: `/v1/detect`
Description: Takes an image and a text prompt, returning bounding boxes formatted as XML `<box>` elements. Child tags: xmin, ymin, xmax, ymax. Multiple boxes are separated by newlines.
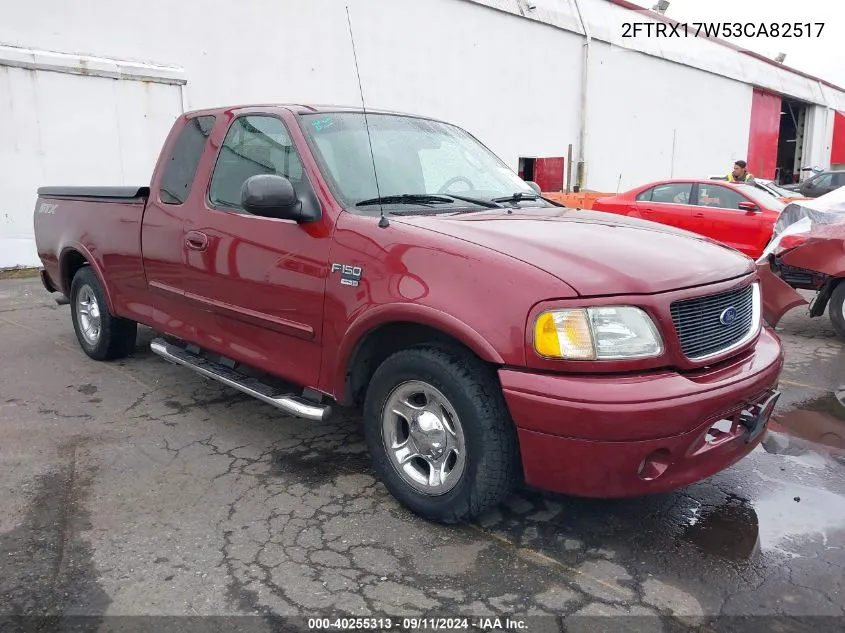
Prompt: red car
<box><xmin>592</xmin><ymin>180</ymin><xmax>786</xmax><ymax>259</ymax></box>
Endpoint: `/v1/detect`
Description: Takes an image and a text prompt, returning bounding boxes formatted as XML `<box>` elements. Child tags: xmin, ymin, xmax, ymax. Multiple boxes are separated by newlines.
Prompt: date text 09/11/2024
<box><xmin>308</xmin><ymin>617</ymin><xmax>528</xmax><ymax>631</ymax></box>
<box><xmin>622</xmin><ymin>22</ymin><xmax>825</xmax><ymax>39</ymax></box>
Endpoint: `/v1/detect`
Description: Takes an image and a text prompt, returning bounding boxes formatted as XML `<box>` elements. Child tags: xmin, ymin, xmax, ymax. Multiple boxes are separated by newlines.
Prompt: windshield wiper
<box><xmin>441</xmin><ymin>193</ymin><xmax>501</xmax><ymax>209</ymax></box>
<box><xmin>491</xmin><ymin>192</ymin><xmax>541</xmax><ymax>204</ymax></box>
<box><xmin>356</xmin><ymin>194</ymin><xmax>455</xmax><ymax>207</ymax></box>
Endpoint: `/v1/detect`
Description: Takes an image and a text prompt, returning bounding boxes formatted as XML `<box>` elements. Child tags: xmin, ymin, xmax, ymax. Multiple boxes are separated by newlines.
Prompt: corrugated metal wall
<box><xmin>747</xmin><ymin>89</ymin><xmax>782</xmax><ymax>180</ymax></box>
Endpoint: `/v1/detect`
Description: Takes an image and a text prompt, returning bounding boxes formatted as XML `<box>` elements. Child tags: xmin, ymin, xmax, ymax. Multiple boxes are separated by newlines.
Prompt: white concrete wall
<box><xmin>0</xmin><ymin>64</ymin><xmax>182</xmax><ymax>268</ymax></box>
<box><xmin>586</xmin><ymin>42</ymin><xmax>753</xmax><ymax>192</ymax></box>
<box><xmin>0</xmin><ymin>0</ymin><xmax>582</xmax><ymax>178</ymax></box>
<box><xmin>1</xmin><ymin>0</ymin><xmax>842</xmax><ymax>268</ymax></box>
<box><xmin>469</xmin><ymin>0</ymin><xmax>845</xmax><ymax>112</ymax></box>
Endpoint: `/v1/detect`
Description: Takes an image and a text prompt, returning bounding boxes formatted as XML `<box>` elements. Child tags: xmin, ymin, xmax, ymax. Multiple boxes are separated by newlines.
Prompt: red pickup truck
<box><xmin>34</xmin><ymin>104</ymin><xmax>784</xmax><ymax>523</ymax></box>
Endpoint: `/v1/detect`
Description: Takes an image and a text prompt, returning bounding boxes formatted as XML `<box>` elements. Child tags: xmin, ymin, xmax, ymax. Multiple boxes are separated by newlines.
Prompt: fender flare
<box><xmin>59</xmin><ymin>243</ymin><xmax>116</xmax><ymax>314</ymax></box>
<box><xmin>332</xmin><ymin>303</ymin><xmax>506</xmax><ymax>398</ymax></box>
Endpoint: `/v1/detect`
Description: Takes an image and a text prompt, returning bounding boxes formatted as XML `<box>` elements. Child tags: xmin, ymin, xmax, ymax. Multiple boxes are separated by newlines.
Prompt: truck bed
<box><xmin>37</xmin><ymin>186</ymin><xmax>150</xmax><ymax>200</ymax></box>
<box><xmin>34</xmin><ymin>186</ymin><xmax>149</xmax><ymax>307</ymax></box>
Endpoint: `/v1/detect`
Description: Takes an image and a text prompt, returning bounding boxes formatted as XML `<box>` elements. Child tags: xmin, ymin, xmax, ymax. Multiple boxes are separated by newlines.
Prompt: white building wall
<box><xmin>0</xmin><ymin>0</ymin><xmax>583</xmax><ymax>175</ymax></box>
<box><xmin>470</xmin><ymin>0</ymin><xmax>845</xmax><ymax>112</ymax></box>
<box><xmin>1</xmin><ymin>0</ymin><xmax>844</xmax><ymax>268</ymax></box>
<box><xmin>0</xmin><ymin>63</ymin><xmax>183</xmax><ymax>268</ymax></box>
<box><xmin>586</xmin><ymin>42</ymin><xmax>753</xmax><ymax>192</ymax></box>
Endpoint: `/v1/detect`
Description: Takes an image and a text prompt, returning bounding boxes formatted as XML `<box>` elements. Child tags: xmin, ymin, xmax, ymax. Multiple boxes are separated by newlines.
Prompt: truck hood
<box><xmin>394</xmin><ymin>207</ymin><xmax>754</xmax><ymax>296</ymax></box>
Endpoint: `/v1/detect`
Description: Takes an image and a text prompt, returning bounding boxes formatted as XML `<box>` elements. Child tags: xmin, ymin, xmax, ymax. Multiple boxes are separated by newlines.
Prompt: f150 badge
<box><xmin>331</xmin><ymin>263</ymin><xmax>363</xmax><ymax>287</ymax></box>
<box><xmin>38</xmin><ymin>203</ymin><xmax>58</xmax><ymax>214</ymax></box>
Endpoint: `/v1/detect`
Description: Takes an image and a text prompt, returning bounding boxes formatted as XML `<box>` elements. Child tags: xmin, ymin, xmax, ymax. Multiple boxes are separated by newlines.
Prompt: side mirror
<box><xmin>526</xmin><ymin>181</ymin><xmax>542</xmax><ymax>195</ymax></box>
<box><xmin>738</xmin><ymin>201</ymin><xmax>760</xmax><ymax>213</ymax></box>
<box><xmin>241</xmin><ymin>174</ymin><xmax>303</xmax><ymax>220</ymax></box>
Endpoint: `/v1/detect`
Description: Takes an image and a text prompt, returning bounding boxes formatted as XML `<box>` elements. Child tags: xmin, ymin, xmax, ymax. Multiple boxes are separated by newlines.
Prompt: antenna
<box><xmin>346</xmin><ymin>6</ymin><xmax>389</xmax><ymax>228</ymax></box>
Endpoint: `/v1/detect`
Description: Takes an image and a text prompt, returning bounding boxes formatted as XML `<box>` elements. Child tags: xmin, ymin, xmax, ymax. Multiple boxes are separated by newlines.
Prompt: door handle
<box><xmin>185</xmin><ymin>231</ymin><xmax>208</xmax><ymax>251</ymax></box>
<box><xmin>694</xmin><ymin>212</ymin><xmax>705</xmax><ymax>218</ymax></box>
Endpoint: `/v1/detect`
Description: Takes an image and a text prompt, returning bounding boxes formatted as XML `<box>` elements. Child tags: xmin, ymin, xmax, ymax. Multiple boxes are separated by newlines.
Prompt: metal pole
<box><xmin>566</xmin><ymin>143</ymin><xmax>573</xmax><ymax>193</ymax></box>
<box><xmin>670</xmin><ymin>128</ymin><xmax>676</xmax><ymax>178</ymax></box>
<box><xmin>572</xmin><ymin>0</ymin><xmax>591</xmax><ymax>193</ymax></box>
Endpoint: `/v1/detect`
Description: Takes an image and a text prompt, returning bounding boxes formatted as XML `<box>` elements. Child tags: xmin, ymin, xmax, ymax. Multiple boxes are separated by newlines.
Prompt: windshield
<box><xmin>735</xmin><ymin>184</ymin><xmax>786</xmax><ymax>212</ymax></box>
<box><xmin>756</xmin><ymin>179</ymin><xmax>795</xmax><ymax>198</ymax></box>
<box><xmin>300</xmin><ymin>112</ymin><xmax>540</xmax><ymax>212</ymax></box>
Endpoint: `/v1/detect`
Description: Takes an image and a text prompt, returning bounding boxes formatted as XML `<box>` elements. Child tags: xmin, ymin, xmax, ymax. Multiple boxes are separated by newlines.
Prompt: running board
<box><xmin>150</xmin><ymin>338</ymin><xmax>331</xmax><ymax>422</ymax></box>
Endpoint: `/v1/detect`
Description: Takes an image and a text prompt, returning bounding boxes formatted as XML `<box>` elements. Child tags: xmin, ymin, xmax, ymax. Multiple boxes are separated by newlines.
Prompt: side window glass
<box><xmin>649</xmin><ymin>183</ymin><xmax>692</xmax><ymax>204</ymax></box>
<box><xmin>159</xmin><ymin>116</ymin><xmax>216</xmax><ymax>205</ymax></box>
<box><xmin>812</xmin><ymin>174</ymin><xmax>832</xmax><ymax>188</ymax></box>
<box><xmin>696</xmin><ymin>184</ymin><xmax>744</xmax><ymax>210</ymax></box>
<box><xmin>209</xmin><ymin>116</ymin><xmax>305</xmax><ymax>210</ymax></box>
<box><xmin>636</xmin><ymin>188</ymin><xmax>654</xmax><ymax>202</ymax></box>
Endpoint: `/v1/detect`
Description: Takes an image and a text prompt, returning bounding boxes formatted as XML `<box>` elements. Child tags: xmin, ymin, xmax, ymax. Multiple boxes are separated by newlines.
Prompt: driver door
<box><xmin>180</xmin><ymin>111</ymin><xmax>333</xmax><ymax>388</ymax></box>
<box><xmin>692</xmin><ymin>183</ymin><xmax>761</xmax><ymax>256</ymax></box>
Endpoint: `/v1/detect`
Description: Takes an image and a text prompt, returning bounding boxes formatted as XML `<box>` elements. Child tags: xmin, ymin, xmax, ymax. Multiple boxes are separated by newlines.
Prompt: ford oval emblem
<box><xmin>719</xmin><ymin>306</ymin><xmax>738</xmax><ymax>326</ymax></box>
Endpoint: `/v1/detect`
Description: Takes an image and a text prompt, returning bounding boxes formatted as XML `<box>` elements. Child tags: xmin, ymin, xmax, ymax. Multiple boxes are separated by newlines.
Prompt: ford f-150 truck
<box><xmin>34</xmin><ymin>104</ymin><xmax>784</xmax><ymax>523</ymax></box>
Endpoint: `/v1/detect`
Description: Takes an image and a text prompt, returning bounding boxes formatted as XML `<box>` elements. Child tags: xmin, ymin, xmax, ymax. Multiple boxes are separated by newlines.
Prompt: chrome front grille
<box><xmin>670</xmin><ymin>283</ymin><xmax>759</xmax><ymax>360</ymax></box>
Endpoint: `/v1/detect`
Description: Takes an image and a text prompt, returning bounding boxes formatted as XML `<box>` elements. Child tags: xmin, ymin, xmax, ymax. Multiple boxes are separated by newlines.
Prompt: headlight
<box><xmin>534</xmin><ymin>306</ymin><xmax>663</xmax><ymax>360</ymax></box>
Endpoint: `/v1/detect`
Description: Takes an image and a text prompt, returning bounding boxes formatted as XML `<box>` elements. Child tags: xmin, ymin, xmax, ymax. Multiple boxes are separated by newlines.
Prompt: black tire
<box><xmin>69</xmin><ymin>266</ymin><xmax>137</xmax><ymax>360</ymax></box>
<box><xmin>829</xmin><ymin>281</ymin><xmax>845</xmax><ymax>340</ymax></box>
<box><xmin>363</xmin><ymin>346</ymin><xmax>519</xmax><ymax>524</ymax></box>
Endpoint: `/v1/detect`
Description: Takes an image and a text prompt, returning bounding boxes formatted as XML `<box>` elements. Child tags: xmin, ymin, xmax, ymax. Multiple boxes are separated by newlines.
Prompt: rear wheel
<box><xmin>70</xmin><ymin>266</ymin><xmax>137</xmax><ymax>360</ymax></box>
<box><xmin>829</xmin><ymin>282</ymin><xmax>845</xmax><ymax>341</ymax></box>
<box><xmin>363</xmin><ymin>346</ymin><xmax>519</xmax><ymax>524</ymax></box>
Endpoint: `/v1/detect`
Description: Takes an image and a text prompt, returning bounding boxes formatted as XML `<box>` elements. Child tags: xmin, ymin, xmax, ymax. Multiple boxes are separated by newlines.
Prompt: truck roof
<box><xmin>184</xmin><ymin>103</ymin><xmax>424</xmax><ymax>118</ymax></box>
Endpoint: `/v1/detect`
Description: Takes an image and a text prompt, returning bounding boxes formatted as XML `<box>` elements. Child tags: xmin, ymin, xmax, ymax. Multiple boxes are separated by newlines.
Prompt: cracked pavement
<box><xmin>1</xmin><ymin>277</ymin><xmax>844</xmax><ymax>631</ymax></box>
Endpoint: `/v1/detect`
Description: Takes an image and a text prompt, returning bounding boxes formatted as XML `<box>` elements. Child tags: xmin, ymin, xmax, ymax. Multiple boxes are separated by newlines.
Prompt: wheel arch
<box><xmin>59</xmin><ymin>245</ymin><xmax>116</xmax><ymax>313</ymax></box>
<box><xmin>336</xmin><ymin>306</ymin><xmax>505</xmax><ymax>407</ymax></box>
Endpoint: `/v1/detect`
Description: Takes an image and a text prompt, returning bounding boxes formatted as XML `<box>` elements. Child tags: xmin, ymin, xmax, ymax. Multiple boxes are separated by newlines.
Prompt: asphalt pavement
<box><xmin>0</xmin><ymin>276</ymin><xmax>843</xmax><ymax>632</ymax></box>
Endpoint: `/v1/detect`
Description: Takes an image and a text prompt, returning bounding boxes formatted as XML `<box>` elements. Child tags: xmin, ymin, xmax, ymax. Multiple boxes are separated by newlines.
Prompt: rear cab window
<box><xmin>159</xmin><ymin>115</ymin><xmax>216</xmax><ymax>205</ymax></box>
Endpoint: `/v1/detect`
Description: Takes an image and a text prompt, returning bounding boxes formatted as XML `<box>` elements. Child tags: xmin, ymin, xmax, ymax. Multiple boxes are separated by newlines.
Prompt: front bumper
<box><xmin>500</xmin><ymin>327</ymin><xmax>784</xmax><ymax>497</ymax></box>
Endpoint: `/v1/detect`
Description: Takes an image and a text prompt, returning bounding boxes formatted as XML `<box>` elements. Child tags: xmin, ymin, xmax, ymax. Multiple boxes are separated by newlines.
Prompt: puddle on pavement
<box><xmin>752</xmin><ymin>481</ymin><xmax>845</xmax><ymax>555</ymax></box>
<box><xmin>682</xmin><ymin>484</ymin><xmax>845</xmax><ymax>560</ymax></box>
<box><xmin>681</xmin><ymin>388</ymin><xmax>845</xmax><ymax>560</ymax></box>
<box><xmin>768</xmin><ymin>387</ymin><xmax>845</xmax><ymax>453</ymax></box>
<box><xmin>683</xmin><ymin>498</ymin><xmax>760</xmax><ymax>560</ymax></box>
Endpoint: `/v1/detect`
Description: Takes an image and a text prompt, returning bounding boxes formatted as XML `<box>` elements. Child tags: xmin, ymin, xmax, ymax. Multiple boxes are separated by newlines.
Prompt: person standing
<box><xmin>727</xmin><ymin>160</ymin><xmax>755</xmax><ymax>184</ymax></box>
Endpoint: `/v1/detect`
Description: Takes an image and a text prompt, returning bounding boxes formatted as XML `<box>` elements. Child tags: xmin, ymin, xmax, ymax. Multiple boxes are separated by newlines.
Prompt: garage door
<box><xmin>0</xmin><ymin>50</ymin><xmax>184</xmax><ymax>269</ymax></box>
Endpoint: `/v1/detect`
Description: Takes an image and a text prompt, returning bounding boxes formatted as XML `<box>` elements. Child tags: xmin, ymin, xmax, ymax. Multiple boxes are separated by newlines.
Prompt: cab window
<box><xmin>209</xmin><ymin>116</ymin><xmax>306</xmax><ymax>211</ymax></box>
<box><xmin>695</xmin><ymin>184</ymin><xmax>745</xmax><ymax>210</ymax></box>
<box><xmin>637</xmin><ymin>183</ymin><xmax>692</xmax><ymax>204</ymax></box>
<box><xmin>159</xmin><ymin>115</ymin><xmax>216</xmax><ymax>205</ymax></box>
<box><xmin>810</xmin><ymin>174</ymin><xmax>832</xmax><ymax>188</ymax></box>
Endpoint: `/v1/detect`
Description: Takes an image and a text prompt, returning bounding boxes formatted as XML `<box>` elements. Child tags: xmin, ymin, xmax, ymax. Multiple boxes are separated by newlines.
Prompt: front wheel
<box><xmin>829</xmin><ymin>281</ymin><xmax>845</xmax><ymax>340</ymax></box>
<box><xmin>363</xmin><ymin>346</ymin><xmax>519</xmax><ymax>524</ymax></box>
